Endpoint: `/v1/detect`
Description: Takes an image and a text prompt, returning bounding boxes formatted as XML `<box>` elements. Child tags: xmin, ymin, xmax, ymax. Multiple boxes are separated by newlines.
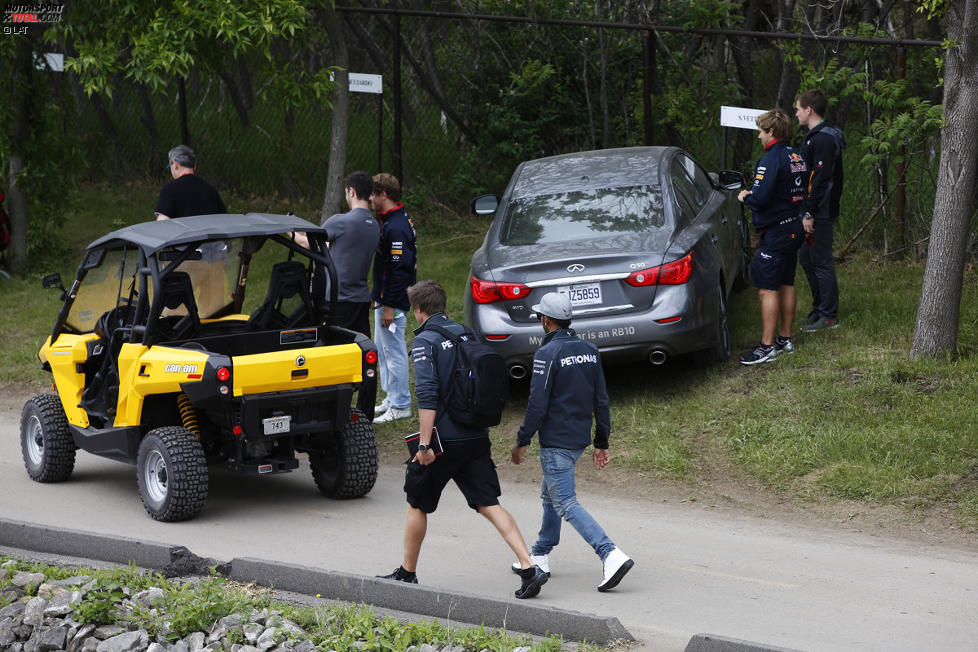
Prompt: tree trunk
<box><xmin>321</xmin><ymin>5</ymin><xmax>350</xmax><ymax>222</ymax></box>
<box><xmin>219</xmin><ymin>69</ymin><xmax>251</xmax><ymax>129</ymax></box>
<box><xmin>137</xmin><ymin>84</ymin><xmax>161</xmax><ymax>171</ymax></box>
<box><xmin>7</xmin><ymin>35</ymin><xmax>34</xmax><ymax>274</ymax></box>
<box><xmin>910</xmin><ymin>0</ymin><xmax>978</xmax><ymax>358</ymax></box>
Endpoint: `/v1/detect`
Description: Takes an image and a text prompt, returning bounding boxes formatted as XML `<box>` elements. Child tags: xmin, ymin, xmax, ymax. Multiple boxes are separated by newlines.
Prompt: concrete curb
<box><xmin>685</xmin><ymin>633</ymin><xmax>805</xmax><ymax>652</ymax></box>
<box><xmin>229</xmin><ymin>557</ymin><xmax>633</xmax><ymax>644</ymax></box>
<box><xmin>0</xmin><ymin>518</ymin><xmax>633</xmax><ymax>644</ymax></box>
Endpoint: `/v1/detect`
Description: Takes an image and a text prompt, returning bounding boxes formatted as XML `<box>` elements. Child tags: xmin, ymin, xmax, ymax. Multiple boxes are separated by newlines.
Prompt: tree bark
<box><xmin>7</xmin><ymin>35</ymin><xmax>34</xmax><ymax>274</ymax></box>
<box><xmin>219</xmin><ymin>69</ymin><xmax>251</xmax><ymax>129</ymax></box>
<box><xmin>137</xmin><ymin>84</ymin><xmax>161</xmax><ymax>171</ymax></box>
<box><xmin>320</xmin><ymin>5</ymin><xmax>350</xmax><ymax>222</ymax></box>
<box><xmin>910</xmin><ymin>0</ymin><xmax>978</xmax><ymax>358</ymax></box>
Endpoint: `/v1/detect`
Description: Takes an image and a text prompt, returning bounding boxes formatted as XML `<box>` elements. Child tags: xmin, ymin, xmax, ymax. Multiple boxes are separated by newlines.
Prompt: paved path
<box><xmin>2</xmin><ymin>408</ymin><xmax>977</xmax><ymax>651</ymax></box>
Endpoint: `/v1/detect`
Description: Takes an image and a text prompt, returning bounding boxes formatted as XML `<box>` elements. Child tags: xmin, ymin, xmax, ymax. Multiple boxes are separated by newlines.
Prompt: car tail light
<box><xmin>365</xmin><ymin>351</ymin><xmax>378</xmax><ymax>364</ymax></box>
<box><xmin>625</xmin><ymin>253</ymin><xmax>694</xmax><ymax>287</ymax></box>
<box><xmin>485</xmin><ymin>334</ymin><xmax>510</xmax><ymax>341</ymax></box>
<box><xmin>216</xmin><ymin>367</ymin><xmax>230</xmax><ymax>382</ymax></box>
<box><xmin>471</xmin><ymin>276</ymin><xmax>531</xmax><ymax>304</ymax></box>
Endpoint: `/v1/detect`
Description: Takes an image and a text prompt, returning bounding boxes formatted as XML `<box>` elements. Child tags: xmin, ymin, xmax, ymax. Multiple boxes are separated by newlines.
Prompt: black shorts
<box><xmin>752</xmin><ymin>222</ymin><xmax>804</xmax><ymax>291</ymax></box>
<box><xmin>330</xmin><ymin>301</ymin><xmax>371</xmax><ymax>338</ymax></box>
<box><xmin>403</xmin><ymin>437</ymin><xmax>501</xmax><ymax>514</ymax></box>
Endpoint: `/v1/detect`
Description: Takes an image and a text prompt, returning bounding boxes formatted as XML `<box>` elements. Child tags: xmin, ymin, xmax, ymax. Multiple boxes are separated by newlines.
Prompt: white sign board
<box><xmin>35</xmin><ymin>52</ymin><xmax>64</xmax><ymax>71</ymax></box>
<box><xmin>349</xmin><ymin>73</ymin><xmax>382</xmax><ymax>94</ymax></box>
<box><xmin>328</xmin><ymin>72</ymin><xmax>383</xmax><ymax>94</ymax></box>
<box><xmin>720</xmin><ymin>106</ymin><xmax>766</xmax><ymax>130</ymax></box>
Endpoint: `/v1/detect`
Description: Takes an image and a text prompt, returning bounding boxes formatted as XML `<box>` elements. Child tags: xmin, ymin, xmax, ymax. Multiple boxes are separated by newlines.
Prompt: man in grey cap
<box><xmin>510</xmin><ymin>292</ymin><xmax>634</xmax><ymax>592</ymax></box>
<box><xmin>155</xmin><ymin>145</ymin><xmax>227</xmax><ymax>220</ymax></box>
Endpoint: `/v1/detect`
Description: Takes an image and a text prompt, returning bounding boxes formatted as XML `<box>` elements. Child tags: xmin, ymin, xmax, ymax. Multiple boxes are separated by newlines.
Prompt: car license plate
<box><xmin>559</xmin><ymin>283</ymin><xmax>602</xmax><ymax>307</ymax></box>
<box><xmin>263</xmin><ymin>415</ymin><xmax>291</xmax><ymax>435</ymax></box>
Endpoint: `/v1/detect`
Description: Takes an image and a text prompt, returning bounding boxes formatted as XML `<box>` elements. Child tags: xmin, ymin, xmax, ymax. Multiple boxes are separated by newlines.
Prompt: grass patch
<box><xmin>0</xmin><ymin>556</ymin><xmax>598</xmax><ymax>650</ymax></box>
<box><xmin>4</xmin><ymin>182</ymin><xmax>978</xmax><ymax>519</ymax></box>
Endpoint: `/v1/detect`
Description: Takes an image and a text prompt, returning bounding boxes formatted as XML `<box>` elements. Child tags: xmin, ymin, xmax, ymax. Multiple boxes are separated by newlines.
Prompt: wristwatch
<box><xmin>417</xmin><ymin>443</ymin><xmax>430</xmax><ymax>453</ymax></box>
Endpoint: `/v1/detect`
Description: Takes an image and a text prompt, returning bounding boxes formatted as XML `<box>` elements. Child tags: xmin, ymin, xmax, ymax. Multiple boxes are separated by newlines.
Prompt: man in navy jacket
<box><xmin>796</xmin><ymin>89</ymin><xmax>845</xmax><ymax>332</ymax></box>
<box><xmin>379</xmin><ymin>280</ymin><xmax>548</xmax><ymax>600</ymax></box>
<box><xmin>738</xmin><ymin>108</ymin><xmax>808</xmax><ymax>365</ymax></box>
<box><xmin>511</xmin><ymin>292</ymin><xmax>634</xmax><ymax>592</ymax></box>
<box><xmin>370</xmin><ymin>173</ymin><xmax>417</xmax><ymax>423</ymax></box>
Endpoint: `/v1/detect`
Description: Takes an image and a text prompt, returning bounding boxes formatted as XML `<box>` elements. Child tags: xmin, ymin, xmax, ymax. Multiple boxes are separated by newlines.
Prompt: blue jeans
<box><xmin>374</xmin><ymin>306</ymin><xmax>411</xmax><ymax>410</ymax></box>
<box><xmin>532</xmin><ymin>447</ymin><xmax>614</xmax><ymax>561</ymax></box>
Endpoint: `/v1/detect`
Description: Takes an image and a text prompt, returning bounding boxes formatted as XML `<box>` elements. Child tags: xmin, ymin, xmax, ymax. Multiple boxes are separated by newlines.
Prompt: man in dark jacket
<box><xmin>795</xmin><ymin>88</ymin><xmax>845</xmax><ymax>332</ymax></box>
<box><xmin>737</xmin><ymin>108</ymin><xmax>808</xmax><ymax>365</ymax></box>
<box><xmin>510</xmin><ymin>292</ymin><xmax>633</xmax><ymax>592</ymax></box>
<box><xmin>378</xmin><ymin>280</ymin><xmax>548</xmax><ymax>600</ymax></box>
<box><xmin>154</xmin><ymin>145</ymin><xmax>227</xmax><ymax>220</ymax></box>
<box><xmin>369</xmin><ymin>173</ymin><xmax>417</xmax><ymax>423</ymax></box>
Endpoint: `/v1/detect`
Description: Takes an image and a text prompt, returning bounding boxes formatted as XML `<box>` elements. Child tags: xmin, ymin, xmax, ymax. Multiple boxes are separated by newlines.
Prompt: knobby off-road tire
<box><xmin>136</xmin><ymin>426</ymin><xmax>208</xmax><ymax>522</ymax></box>
<box><xmin>21</xmin><ymin>394</ymin><xmax>76</xmax><ymax>482</ymax></box>
<box><xmin>309</xmin><ymin>408</ymin><xmax>379</xmax><ymax>499</ymax></box>
<box><xmin>694</xmin><ymin>283</ymin><xmax>731</xmax><ymax>366</ymax></box>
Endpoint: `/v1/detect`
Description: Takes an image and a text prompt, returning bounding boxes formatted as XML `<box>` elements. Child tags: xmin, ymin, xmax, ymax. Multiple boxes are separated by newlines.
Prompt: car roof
<box><xmin>86</xmin><ymin>213</ymin><xmax>327</xmax><ymax>255</ymax></box>
<box><xmin>511</xmin><ymin>146</ymin><xmax>674</xmax><ymax>200</ymax></box>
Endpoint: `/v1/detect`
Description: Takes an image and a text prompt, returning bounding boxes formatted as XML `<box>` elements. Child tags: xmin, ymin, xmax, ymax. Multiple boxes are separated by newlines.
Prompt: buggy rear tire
<box><xmin>21</xmin><ymin>394</ymin><xmax>76</xmax><ymax>482</ymax></box>
<box><xmin>309</xmin><ymin>408</ymin><xmax>378</xmax><ymax>499</ymax></box>
<box><xmin>137</xmin><ymin>426</ymin><xmax>208</xmax><ymax>522</ymax></box>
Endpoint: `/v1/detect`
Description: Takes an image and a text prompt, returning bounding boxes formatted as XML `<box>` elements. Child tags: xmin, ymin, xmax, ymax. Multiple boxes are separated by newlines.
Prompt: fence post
<box><xmin>642</xmin><ymin>30</ymin><xmax>654</xmax><ymax>146</ymax></box>
<box><xmin>393</xmin><ymin>13</ymin><xmax>403</xmax><ymax>183</ymax></box>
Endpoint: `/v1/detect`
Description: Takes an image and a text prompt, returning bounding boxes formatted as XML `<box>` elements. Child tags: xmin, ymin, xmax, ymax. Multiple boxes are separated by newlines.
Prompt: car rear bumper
<box><xmin>469</xmin><ymin>284</ymin><xmax>715</xmax><ymax>370</ymax></box>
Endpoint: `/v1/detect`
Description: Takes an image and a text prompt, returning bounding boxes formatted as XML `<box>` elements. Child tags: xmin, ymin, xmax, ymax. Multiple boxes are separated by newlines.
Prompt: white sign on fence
<box><xmin>327</xmin><ymin>72</ymin><xmax>383</xmax><ymax>94</ymax></box>
<box><xmin>720</xmin><ymin>106</ymin><xmax>766</xmax><ymax>130</ymax></box>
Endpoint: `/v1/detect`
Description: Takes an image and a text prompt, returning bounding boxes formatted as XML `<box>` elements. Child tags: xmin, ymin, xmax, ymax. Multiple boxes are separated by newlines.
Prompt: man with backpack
<box><xmin>510</xmin><ymin>292</ymin><xmax>634</xmax><ymax>592</ymax></box>
<box><xmin>378</xmin><ymin>280</ymin><xmax>548</xmax><ymax>600</ymax></box>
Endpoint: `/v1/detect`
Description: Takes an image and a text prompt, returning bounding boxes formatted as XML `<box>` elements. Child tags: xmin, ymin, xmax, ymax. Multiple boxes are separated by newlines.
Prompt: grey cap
<box><xmin>168</xmin><ymin>144</ymin><xmax>196</xmax><ymax>168</ymax></box>
<box><xmin>533</xmin><ymin>292</ymin><xmax>573</xmax><ymax>320</ymax></box>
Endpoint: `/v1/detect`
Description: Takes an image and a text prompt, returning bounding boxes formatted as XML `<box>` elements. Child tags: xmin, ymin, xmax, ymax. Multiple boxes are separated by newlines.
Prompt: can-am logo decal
<box><xmin>164</xmin><ymin>364</ymin><xmax>200</xmax><ymax>374</ymax></box>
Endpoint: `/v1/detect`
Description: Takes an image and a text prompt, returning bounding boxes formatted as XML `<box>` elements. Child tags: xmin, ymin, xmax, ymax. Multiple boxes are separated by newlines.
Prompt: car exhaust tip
<box><xmin>509</xmin><ymin>364</ymin><xmax>528</xmax><ymax>379</ymax></box>
<box><xmin>649</xmin><ymin>349</ymin><xmax>668</xmax><ymax>365</ymax></box>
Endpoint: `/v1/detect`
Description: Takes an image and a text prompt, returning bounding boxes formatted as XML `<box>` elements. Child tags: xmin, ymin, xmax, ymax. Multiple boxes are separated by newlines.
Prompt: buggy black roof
<box><xmin>86</xmin><ymin>213</ymin><xmax>327</xmax><ymax>255</ymax></box>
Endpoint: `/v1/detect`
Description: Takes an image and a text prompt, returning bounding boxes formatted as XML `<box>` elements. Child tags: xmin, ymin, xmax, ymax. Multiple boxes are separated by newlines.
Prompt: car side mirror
<box><xmin>718</xmin><ymin>170</ymin><xmax>746</xmax><ymax>190</ymax></box>
<box><xmin>471</xmin><ymin>194</ymin><xmax>498</xmax><ymax>216</ymax></box>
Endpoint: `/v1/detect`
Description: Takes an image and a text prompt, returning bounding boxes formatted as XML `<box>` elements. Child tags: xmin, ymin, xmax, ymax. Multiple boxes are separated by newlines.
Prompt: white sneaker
<box><xmin>597</xmin><ymin>548</ymin><xmax>633</xmax><ymax>592</ymax></box>
<box><xmin>373</xmin><ymin>406</ymin><xmax>411</xmax><ymax>424</ymax></box>
<box><xmin>374</xmin><ymin>398</ymin><xmax>391</xmax><ymax>414</ymax></box>
<box><xmin>511</xmin><ymin>554</ymin><xmax>550</xmax><ymax>576</ymax></box>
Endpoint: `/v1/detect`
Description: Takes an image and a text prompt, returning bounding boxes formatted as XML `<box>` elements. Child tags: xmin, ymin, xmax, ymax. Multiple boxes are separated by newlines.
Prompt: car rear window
<box><xmin>499</xmin><ymin>185</ymin><xmax>665</xmax><ymax>245</ymax></box>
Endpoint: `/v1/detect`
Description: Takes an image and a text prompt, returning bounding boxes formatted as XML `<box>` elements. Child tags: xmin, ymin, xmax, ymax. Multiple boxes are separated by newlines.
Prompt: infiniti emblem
<box><xmin>567</xmin><ymin>263</ymin><xmax>586</xmax><ymax>273</ymax></box>
<box><xmin>295</xmin><ymin>355</ymin><xmax>306</xmax><ymax>367</ymax></box>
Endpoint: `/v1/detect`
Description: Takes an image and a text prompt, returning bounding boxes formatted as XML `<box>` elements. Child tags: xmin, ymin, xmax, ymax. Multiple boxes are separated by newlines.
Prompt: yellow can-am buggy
<box><xmin>22</xmin><ymin>213</ymin><xmax>380</xmax><ymax>521</ymax></box>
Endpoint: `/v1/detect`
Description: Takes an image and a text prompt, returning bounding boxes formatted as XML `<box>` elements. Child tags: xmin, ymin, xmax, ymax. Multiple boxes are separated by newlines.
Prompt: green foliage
<box><xmin>61</xmin><ymin>0</ymin><xmax>309</xmax><ymax>96</ymax></box>
<box><xmin>154</xmin><ymin>577</ymin><xmax>264</xmax><ymax>640</ymax></box>
<box><xmin>74</xmin><ymin>582</ymin><xmax>127</xmax><ymax>625</ymax></box>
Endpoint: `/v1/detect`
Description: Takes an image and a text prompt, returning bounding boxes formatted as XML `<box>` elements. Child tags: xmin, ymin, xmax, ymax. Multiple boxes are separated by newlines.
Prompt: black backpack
<box><xmin>427</xmin><ymin>323</ymin><xmax>509</xmax><ymax>429</ymax></box>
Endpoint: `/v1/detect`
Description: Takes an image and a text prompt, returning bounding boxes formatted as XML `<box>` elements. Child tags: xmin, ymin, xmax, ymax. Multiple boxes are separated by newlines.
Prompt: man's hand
<box><xmin>737</xmin><ymin>190</ymin><xmax>751</xmax><ymax>203</ymax></box>
<box><xmin>381</xmin><ymin>305</ymin><xmax>395</xmax><ymax>327</ymax></box>
<box><xmin>593</xmin><ymin>448</ymin><xmax>610</xmax><ymax>469</ymax></box>
<box><xmin>802</xmin><ymin>216</ymin><xmax>815</xmax><ymax>234</ymax></box>
<box><xmin>412</xmin><ymin>448</ymin><xmax>436</xmax><ymax>466</ymax></box>
<box><xmin>511</xmin><ymin>444</ymin><xmax>528</xmax><ymax>465</ymax></box>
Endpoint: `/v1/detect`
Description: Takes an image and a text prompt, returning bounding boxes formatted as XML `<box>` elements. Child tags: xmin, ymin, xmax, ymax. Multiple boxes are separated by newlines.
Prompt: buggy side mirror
<box><xmin>42</xmin><ymin>273</ymin><xmax>67</xmax><ymax>300</ymax></box>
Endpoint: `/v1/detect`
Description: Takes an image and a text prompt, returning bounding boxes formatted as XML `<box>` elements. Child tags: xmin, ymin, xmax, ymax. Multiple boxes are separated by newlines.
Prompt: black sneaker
<box><xmin>378</xmin><ymin>566</ymin><xmax>418</xmax><ymax>584</ymax></box>
<box><xmin>774</xmin><ymin>336</ymin><xmax>794</xmax><ymax>354</ymax></box>
<box><xmin>739</xmin><ymin>343</ymin><xmax>779</xmax><ymax>366</ymax></box>
<box><xmin>801</xmin><ymin>317</ymin><xmax>840</xmax><ymax>332</ymax></box>
<box><xmin>514</xmin><ymin>565</ymin><xmax>548</xmax><ymax>599</ymax></box>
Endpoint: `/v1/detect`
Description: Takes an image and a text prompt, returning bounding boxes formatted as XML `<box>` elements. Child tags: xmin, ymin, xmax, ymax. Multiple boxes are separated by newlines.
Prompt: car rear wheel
<box><xmin>694</xmin><ymin>283</ymin><xmax>731</xmax><ymax>366</ymax></box>
<box><xmin>21</xmin><ymin>394</ymin><xmax>76</xmax><ymax>482</ymax></box>
<box><xmin>309</xmin><ymin>408</ymin><xmax>378</xmax><ymax>499</ymax></box>
<box><xmin>137</xmin><ymin>426</ymin><xmax>208</xmax><ymax>522</ymax></box>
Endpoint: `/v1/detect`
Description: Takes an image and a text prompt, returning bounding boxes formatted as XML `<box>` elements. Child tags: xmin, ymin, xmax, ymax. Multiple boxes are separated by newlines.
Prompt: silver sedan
<box><xmin>464</xmin><ymin>146</ymin><xmax>749</xmax><ymax>378</ymax></box>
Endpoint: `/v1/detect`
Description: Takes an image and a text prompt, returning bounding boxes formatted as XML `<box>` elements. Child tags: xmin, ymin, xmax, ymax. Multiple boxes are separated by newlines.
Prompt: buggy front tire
<box><xmin>309</xmin><ymin>408</ymin><xmax>378</xmax><ymax>499</ymax></box>
<box><xmin>21</xmin><ymin>394</ymin><xmax>76</xmax><ymax>482</ymax></box>
<box><xmin>137</xmin><ymin>426</ymin><xmax>208</xmax><ymax>522</ymax></box>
